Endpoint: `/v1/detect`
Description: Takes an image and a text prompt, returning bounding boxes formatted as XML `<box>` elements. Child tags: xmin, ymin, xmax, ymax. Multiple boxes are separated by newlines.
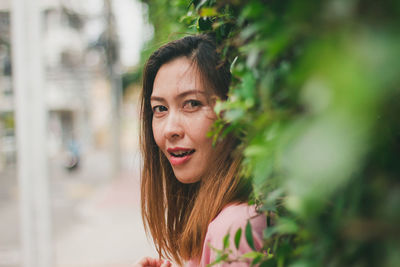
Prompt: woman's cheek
<box><xmin>152</xmin><ymin>122</ymin><xmax>163</xmax><ymax>148</ymax></box>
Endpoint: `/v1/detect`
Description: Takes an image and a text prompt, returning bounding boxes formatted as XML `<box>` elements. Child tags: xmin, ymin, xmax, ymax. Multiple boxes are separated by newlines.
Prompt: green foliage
<box><xmin>207</xmin><ymin>222</ymin><xmax>274</xmax><ymax>266</ymax></box>
<box><xmin>138</xmin><ymin>0</ymin><xmax>400</xmax><ymax>266</ymax></box>
<box><xmin>124</xmin><ymin>0</ymin><xmax>195</xmax><ymax>88</ymax></box>
<box><xmin>138</xmin><ymin>0</ymin><xmax>195</xmax><ymax>56</ymax></box>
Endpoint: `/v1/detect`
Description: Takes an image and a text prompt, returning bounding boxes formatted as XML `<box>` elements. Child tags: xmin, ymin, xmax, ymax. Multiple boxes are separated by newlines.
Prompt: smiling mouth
<box><xmin>169</xmin><ymin>150</ymin><xmax>195</xmax><ymax>158</ymax></box>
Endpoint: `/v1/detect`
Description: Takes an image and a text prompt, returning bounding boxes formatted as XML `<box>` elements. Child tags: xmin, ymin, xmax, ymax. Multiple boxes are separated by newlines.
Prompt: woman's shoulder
<box><xmin>191</xmin><ymin>203</ymin><xmax>266</xmax><ymax>266</ymax></box>
<box><xmin>208</xmin><ymin>203</ymin><xmax>265</xmax><ymax>236</ymax></box>
<box><xmin>204</xmin><ymin>203</ymin><xmax>266</xmax><ymax>254</ymax></box>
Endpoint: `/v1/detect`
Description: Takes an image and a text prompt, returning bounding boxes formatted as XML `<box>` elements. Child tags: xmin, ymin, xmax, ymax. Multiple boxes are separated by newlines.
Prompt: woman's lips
<box><xmin>169</xmin><ymin>153</ymin><xmax>193</xmax><ymax>166</ymax></box>
<box><xmin>167</xmin><ymin>147</ymin><xmax>195</xmax><ymax>166</ymax></box>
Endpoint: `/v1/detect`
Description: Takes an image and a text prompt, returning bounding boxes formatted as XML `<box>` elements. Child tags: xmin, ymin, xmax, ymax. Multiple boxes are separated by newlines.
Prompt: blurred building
<box><xmin>0</xmin><ymin>0</ymin><xmax>112</xmax><ymax>172</ymax></box>
<box><xmin>44</xmin><ymin>0</ymin><xmax>115</xmax><ymax>160</ymax></box>
<box><xmin>0</xmin><ymin>6</ymin><xmax>13</xmax><ymax>171</ymax></box>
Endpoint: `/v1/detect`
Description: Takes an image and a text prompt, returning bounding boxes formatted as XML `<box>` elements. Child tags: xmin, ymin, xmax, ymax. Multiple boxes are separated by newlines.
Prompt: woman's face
<box><xmin>151</xmin><ymin>57</ymin><xmax>217</xmax><ymax>184</ymax></box>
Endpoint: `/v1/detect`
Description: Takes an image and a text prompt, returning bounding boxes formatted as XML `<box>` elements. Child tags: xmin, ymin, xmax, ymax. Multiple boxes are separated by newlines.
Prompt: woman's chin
<box><xmin>174</xmin><ymin>172</ymin><xmax>202</xmax><ymax>184</ymax></box>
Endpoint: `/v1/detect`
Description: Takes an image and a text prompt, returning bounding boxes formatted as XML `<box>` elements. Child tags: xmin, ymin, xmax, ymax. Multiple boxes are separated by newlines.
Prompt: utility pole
<box><xmin>11</xmin><ymin>1</ymin><xmax>53</xmax><ymax>266</ymax></box>
<box><xmin>104</xmin><ymin>0</ymin><xmax>122</xmax><ymax>177</ymax></box>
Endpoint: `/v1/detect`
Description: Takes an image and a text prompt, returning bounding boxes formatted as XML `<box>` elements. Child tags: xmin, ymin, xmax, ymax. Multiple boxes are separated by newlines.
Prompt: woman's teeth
<box><xmin>171</xmin><ymin>150</ymin><xmax>195</xmax><ymax>157</ymax></box>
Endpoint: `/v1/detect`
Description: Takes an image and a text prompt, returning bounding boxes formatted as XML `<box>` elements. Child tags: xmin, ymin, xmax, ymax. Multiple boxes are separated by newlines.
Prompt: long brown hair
<box><xmin>140</xmin><ymin>34</ymin><xmax>251</xmax><ymax>265</ymax></box>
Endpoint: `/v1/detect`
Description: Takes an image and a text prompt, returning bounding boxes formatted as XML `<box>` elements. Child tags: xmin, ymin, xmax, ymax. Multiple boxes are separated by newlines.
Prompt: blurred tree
<box><xmin>136</xmin><ymin>0</ymin><xmax>400</xmax><ymax>266</ymax></box>
<box><xmin>122</xmin><ymin>0</ymin><xmax>194</xmax><ymax>91</ymax></box>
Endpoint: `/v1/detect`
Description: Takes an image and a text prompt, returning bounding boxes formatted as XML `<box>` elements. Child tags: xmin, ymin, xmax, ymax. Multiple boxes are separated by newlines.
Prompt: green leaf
<box><xmin>223</xmin><ymin>232</ymin><xmax>230</xmax><ymax>249</ymax></box>
<box><xmin>195</xmin><ymin>0</ymin><xmax>208</xmax><ymax>10</ymax></box>
<box><xmin>252</xmin><ymin>255</ymin><xmax>263</xmax><ymax>265</ymax></box>
<box><xmin>214</xmin><ymin>253</ymin><xmax>228</xmax><ymax>264</ymax></box>
<box><xmin>241</xmin><ymin>251</ymin><xmax>263</xmax><ymax>259</ymax></box>
<box><xmin>234</xmin><ymin>228</ymin><xmax>242</xmax><ymax>250</ymax></box>
<box><xmin>275</xmin><ymin>218</ymin><xmax>299</xmax><ymax>234</ymax></box>
<box><xmin>245</xmin><ymin>220</ymin><xmax>256</xmax><ymax>250</ymax></box>
<box><xmin>200</xmin><ymin>7</ymin><xmax>218</xmax><ymax>17</ymax></box>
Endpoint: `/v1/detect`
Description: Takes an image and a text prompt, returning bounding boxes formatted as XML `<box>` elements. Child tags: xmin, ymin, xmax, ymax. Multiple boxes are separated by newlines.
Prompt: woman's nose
<box><xmin>164</xmin><ymin>112</ymin><xmax>184</xmax><ymax>140</ymax></box>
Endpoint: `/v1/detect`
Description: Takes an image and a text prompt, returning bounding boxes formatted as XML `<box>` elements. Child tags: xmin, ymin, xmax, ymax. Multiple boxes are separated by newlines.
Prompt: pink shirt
<box><xmin>186</xmin><ymin>203</ymin><xmax>266</xmax><ymax>267</ymax></box>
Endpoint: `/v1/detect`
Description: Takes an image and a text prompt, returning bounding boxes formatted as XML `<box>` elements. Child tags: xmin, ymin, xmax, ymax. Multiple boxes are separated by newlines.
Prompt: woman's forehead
<box><xmin>151</xmin><ymin>57</ymin><xmax>213</xmax><ymax>98</ymax></box>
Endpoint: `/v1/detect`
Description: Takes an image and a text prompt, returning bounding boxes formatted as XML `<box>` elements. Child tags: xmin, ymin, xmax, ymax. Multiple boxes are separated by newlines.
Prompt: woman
<box><xmin>136</xmin><ymin>34</ymin><xmax>266</xmax><ymax>267</ymax></box>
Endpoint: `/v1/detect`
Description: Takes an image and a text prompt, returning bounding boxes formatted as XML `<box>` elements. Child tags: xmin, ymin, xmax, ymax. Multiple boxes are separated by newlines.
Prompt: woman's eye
<box><xmin>152</xmin><ymin>105</ymin><xmax>168</xmax><ymax>114</ymax></box>
<box><xmin>183</xmin><ymin>100</ymin><xmax>202</xmax><ymax>111</ymax></box>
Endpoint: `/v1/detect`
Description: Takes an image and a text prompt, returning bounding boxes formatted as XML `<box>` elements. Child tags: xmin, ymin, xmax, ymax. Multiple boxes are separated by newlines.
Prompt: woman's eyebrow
<box><xmin>177</xmin><ymin>89</ymin><xmax>206</xmax><ymax>99</ymax></box>
<box><xmin>151</xmin><ymin>89</ymin><xmax>206</xmax><ymax>102</ymax></box>
<box><xmin>150</xmin><ymin>95</ymin><xmax>165</xmax><ymax>102</ymax></box>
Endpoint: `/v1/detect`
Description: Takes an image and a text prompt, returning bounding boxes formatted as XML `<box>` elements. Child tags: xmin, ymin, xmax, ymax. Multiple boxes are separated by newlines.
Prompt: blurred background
<box><xmin>4</xmin><ymin>0</ymin><xmax>399</xmax><ymax>266</ymax></box>
<box><xmin>0</xmin><ymin>0</ymin><xmax>157</xmax><ymax>266</ymax></box>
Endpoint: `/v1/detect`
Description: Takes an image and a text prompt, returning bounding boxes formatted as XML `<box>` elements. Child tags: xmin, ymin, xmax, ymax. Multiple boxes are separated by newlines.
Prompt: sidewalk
<box><xmin>55</xmin><ymin>173</ymin><xmax>156</xmax><ymax>267</ymax></box>
<box><xmin>0</xmin><ymin>150</ymin><xmax>157</xmax><ymax>267</ymax></box>
<box><xmin>52</xmin><ymin>150</ymin><xmax>157</xmax><ymax>267</ymax></box>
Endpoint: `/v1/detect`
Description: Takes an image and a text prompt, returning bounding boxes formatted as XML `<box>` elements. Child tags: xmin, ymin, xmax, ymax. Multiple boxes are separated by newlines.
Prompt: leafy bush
<box><xmin>137</xmin><ymin>0</ymin><xmax>400</xmax><ymax>266</ymax></box>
